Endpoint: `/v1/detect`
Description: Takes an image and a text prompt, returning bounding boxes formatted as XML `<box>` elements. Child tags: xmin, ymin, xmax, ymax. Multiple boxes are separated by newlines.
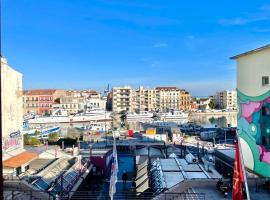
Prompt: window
<box><xmin>262</xmin><ymin>76</ymin><xmax>269</xmax><ymax>86</ymax></box>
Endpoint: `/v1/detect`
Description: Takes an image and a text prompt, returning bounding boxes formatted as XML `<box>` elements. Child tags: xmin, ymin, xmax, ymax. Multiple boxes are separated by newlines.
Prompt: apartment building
<box><xmin>112</xmin><ymin>86</ymin><xmax>193</xmax><ymax>113</ymax></box>
<box><xmin>213</xmin><ymin>90</ymin><xmax>237</xmax><ymax>110</ymax></box>
<box><xmin>112</xmin><ymin>86</ymin><xmax>135</xmax><ymax>113</ymax></box>
<box><xmin>156</xmin><ymin>87</ymin><xmax>180</xmax><ymax>112</ymax></box>
<box><xmin>23</xmin><ymin>89</ymin><xmax>65</xmax><ymax>115</ymax></box>
<box><xmin>59</xmin><ymin>96</ymin><xmax>85</xmax><ymax>115</ymax></box>
<box><xmin>179</xmin><ymin>90</ymin><xmax>191</xmax><ymax>110</ymax></box>
<box><xmin>135</xmin><ymin>86</ymin><xmax>157</xmax><ymax>111</ymax></box>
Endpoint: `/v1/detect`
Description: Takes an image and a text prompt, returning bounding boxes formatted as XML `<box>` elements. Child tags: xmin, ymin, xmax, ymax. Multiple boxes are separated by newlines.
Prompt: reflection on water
<box><xmin>127</xmin><ymin>114</ymin><xmax>237</xmax><ymax>131</ymax></box>
<box><xmin>28</xmin><ymin>114</ymin><xmax>237</xmax><ymax>138</ymax></box>
<box><xmin>189</xmin><ymin>114</ymin><xmax>237</xmax><ymax>127</ymax></box>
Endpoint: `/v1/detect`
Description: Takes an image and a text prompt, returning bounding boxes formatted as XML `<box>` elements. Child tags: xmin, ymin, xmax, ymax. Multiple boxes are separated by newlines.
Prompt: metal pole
<box><xmin>0</xmin><ymin>0</ymin><xmax>4</xmax><ymax>197</ymax></box>
<box><xmin>224</xmin><ymin>129</ymin><xmax>227</xmax><ymax>147</ymax></box>
<box><xmin>105</xmin><ymin>109</ymin><xmax>107</xmax><ymax>146</ymax></box>
<box><xmin>237</xmin><ymin>132</ymin><xmax>251</xmax><ymax>200</ymax></box>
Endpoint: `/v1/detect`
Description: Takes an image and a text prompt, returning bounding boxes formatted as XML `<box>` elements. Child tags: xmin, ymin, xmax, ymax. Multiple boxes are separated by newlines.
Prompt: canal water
<box><xmin>29</xmin><ymin>114</ymin><xmax>237</xmax><ymax>139</ymax></box>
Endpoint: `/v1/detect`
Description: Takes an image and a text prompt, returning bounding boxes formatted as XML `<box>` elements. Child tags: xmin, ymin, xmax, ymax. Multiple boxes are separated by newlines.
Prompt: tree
<box><xmin>208</xmin><ymin>99</ymin><xmax>217</xmax><ymax>109</ymax></box>
<box><xmin>48</xmin><ymin>132</ymin><xmax>60</xmax><ymax>142</ymax></box>
<box><xmin>24</xmin><ymin>134</ymin><xmax>41</xmax><ymax>146</ymax></box>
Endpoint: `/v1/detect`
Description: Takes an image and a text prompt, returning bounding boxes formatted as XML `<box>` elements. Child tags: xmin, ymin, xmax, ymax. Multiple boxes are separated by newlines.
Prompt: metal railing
<box><xmin>3</xmin><ymin>190</ymin><xmax>205</xmax><ymax>200</ymax></box>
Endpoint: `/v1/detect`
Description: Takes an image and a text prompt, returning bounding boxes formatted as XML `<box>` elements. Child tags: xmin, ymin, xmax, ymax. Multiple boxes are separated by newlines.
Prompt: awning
<box><xmin>3</xmin><ymin>151</ymin><xmax>38</xmax><ymax>168</ymax></box>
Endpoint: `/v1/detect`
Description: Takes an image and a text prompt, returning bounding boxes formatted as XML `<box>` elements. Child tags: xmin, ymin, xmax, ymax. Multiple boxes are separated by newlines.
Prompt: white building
<box><xmin>231</xmin><ymin>44</ymin><xmax>270</xmax><ymax>177</ymax></box>
<box><xmin>86</xmin><ymin>97</ymin><xmax>107</xmax><ymax>110</ymax></box>
<box><xmin>1</xmin><ymin>57</ymin><xmax>24</xmax><ymax>159</ymax></box>
<box><xmin>214</xmin><ymin>90</ymin><xmax>237</xmax><ymax>110</ymax></box>
<box><xmin>156</xmin><ymin>87</ymin><xmax>180</xmax><ymax>112</ymax></box>
<box><xmin>1</xmin><ymin>58</ymin><xmax>38</xmax><ymax>177</ymax></box>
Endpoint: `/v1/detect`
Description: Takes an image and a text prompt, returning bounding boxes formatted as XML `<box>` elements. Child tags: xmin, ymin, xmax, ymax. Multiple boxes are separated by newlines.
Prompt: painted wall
<box><xmin>1</xmin><ymin>58</ymin><xmax>24</xmax><ymax>158</ymax></box>
<box><xmin>236</xmin><ymin>48</ymin><xmax>270</xmax><ymax>177</ymax></box>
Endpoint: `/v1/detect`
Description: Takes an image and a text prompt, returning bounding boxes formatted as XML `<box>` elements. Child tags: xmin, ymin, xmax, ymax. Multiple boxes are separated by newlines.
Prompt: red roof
<box><xmin>24</xmin><ymin>89</ymin><xmax>56</xmax><ymax>95</ymax></box>
<box><xmin>3</xmin><ymin>152</ymin><xmax>38</xmax><ymax>168</ymax></box>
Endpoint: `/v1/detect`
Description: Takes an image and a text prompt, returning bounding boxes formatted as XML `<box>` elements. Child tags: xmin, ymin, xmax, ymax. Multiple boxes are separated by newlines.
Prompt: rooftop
<box><xmin>3</xmin><ymin>151</ymin><xmax>38</xmax><ymax>168</ymax></box>
<box><xmin>230</xmin><ymin>44</ymin><xmax>270</xmax><ymax>60</ymax></box>
<box><xmin>23</xmin><ymin>89</ymin><xmax>57</xmax><ymax>96</ymax></box>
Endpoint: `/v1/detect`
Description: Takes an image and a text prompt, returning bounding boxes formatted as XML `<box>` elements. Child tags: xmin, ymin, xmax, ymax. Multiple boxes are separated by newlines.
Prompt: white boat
<box><xmin>161</xmin><ymin>110</ymin><xmax>188</xmax><ymax>120</ymax></box>
<box><xmin>75</xmin><ymin>122</ymin><xmax>110</xmax><ymax>132</ymax></box>
<box><xmin>140</xmin><ymin>121</ymin><xmax>179</xmax><ymax>130</ymax></box>
<box><xmin>126</xmin><ymin>111</ymin><xmax>154</xmax><ymax>120</ymax></box>
<box><xmin>28</xmin><ymin>108</ymin><xmax>112</xmax><ymax>124</ymax></box>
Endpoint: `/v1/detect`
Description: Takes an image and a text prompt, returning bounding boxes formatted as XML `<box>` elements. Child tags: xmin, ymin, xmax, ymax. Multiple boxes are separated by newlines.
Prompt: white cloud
<box><xmin>152</xmin><ymin>42</ymin><xmax>168</xmax><ymax>48</ymax></box>
<box><xmin>218</xmin><ymin>4</ymin><xmax>270</xmax><ymax>26</ymax></box>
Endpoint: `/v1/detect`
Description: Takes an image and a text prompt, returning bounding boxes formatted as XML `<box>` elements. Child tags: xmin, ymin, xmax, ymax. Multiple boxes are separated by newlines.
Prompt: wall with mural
<box><xmin>238</xmin><ymin>89</ymin><xmax>270</xmax><ymax>177</ymax></box>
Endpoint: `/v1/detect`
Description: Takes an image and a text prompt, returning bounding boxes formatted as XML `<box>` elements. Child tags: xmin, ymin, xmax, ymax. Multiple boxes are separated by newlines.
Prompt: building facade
<box><xmin>214</xmin><ymin>90</ymin><xmax>237</xmax><ymax>110</ymax></box>
<box><xmin>179</xmin><ymin>90</ymin><xmax>191</xmax><ymax>110</ymax></box>
<box><xmin>1</xmin><ymin>57</ymin><xmax>24</xmax><ymax>160</ymax></box>
<box><xmin>23</xmin><ymin>89</ymin><xmax>65</xmax><ymax>115</ymax></box>
<box><xmin>156</xmin><ymin>87</ymin><xmax>180</xmax><ymax>112</ymax></box>
<box><xmin>59</xmin><ymin>95</ymin><xmax>85</xmax><ymax>115</ymax></box>
<box><xmin>135</xmin><ymin>86</ymin><xmax>157</xmax><ymax>111</ymax></box>
<box><xmin>112</xmin><ymin>86</ymin><xmax>135</xmax><ymax>113</ymax></box>
<box><xmin>112</xmin><ymin>86</ymin><xmax>192</xmax><ymax>113</ymax></box>
<box><xmin>232</xmin><ymin>44</ymin><xmax>270</xmax><ymax>177</ymax></box>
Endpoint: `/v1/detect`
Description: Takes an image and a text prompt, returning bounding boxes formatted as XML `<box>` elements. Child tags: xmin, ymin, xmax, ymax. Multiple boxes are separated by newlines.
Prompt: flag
<box><xmin>109</xmin><ymin>136</ymin><xmax>118</xmax><ymax>200</ymax></box>
<box><xmin>232</xmin><ymin>138</ymin><xmax>245</xmax><ymax>200</ymax></box>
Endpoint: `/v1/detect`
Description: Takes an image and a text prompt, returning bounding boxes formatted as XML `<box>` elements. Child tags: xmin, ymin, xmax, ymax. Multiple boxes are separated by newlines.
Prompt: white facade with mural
<box><xmin>1</xmin><ymin>57</ymin><xmax>24</xmax><ymax>161</ymax></box>
<box><xmin>232</xmin><ymin>45</ymin><xmax>270</xmax><ymax>177</ymax></box>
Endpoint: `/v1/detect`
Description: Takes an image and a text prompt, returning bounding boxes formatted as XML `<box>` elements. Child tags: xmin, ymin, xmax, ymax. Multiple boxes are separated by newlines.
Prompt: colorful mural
<box><xmin>238</xmin><ymin>89</ymin><xmax>270</xmax><ymax>177</ymax></box>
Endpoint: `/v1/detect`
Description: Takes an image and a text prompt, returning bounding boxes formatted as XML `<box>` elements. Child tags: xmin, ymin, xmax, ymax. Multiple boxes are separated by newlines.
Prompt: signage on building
<box><xmin>2</xmin><ymin>131</ymin><xmax>22</xmax><ymax>152</ymax></box>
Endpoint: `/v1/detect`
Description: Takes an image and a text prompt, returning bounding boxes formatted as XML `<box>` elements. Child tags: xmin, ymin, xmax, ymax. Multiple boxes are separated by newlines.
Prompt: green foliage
<box><xmin>208</xmin><ymin>99</ymin><xmax>217</xmax><ymax>109</ymax></box>
<box><xmin>48</xmin><ymin>132</ymin><xmax>60</xmax><ymax>142</ymax></box>
<box><xmin>24</xmin><ymin>134</ymin><xmax>41</xmax><ymax>146</ymax></box>
<box><xmin>34</xmin><ymin>130</ymin><xmax>41</xmax><ymax>136</ymax></box>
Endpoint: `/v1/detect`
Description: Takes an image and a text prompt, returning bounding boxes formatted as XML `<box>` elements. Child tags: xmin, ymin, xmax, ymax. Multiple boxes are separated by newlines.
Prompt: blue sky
<box><xmin>2</xmin><ymin>0</ymin><xmax>270</xmax><ymax>96</ymax></box>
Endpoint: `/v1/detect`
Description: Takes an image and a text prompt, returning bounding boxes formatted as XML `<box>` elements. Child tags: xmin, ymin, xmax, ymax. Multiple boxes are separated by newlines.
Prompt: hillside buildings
<box><xmin>213</xmin><ymin>90</ymin><xmax>237</xmax><ymax>110</ymax></box>
<box><xmin>232</xmin><ymin>44</ymin><xmax>270</xmax><ymax>178</ymax></box>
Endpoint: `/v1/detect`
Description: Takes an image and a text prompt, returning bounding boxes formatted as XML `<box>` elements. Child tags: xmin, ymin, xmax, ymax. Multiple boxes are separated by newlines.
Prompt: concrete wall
<box><xmin>237</xmin><ymin>48</ymin><xmax>270</xmax><ymax>96</ymax></box>
<box><xmin>1</xmin><ymin>58</ymin><xmax>24</xmax><ymax>158</ymax></box>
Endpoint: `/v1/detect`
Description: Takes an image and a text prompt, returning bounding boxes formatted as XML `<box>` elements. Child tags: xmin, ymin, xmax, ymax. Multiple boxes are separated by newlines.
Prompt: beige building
<box><xmin>112</xmin><ymin>86</ymin><xmax>135</xmax><ymax>113</ymax></box>
<box><xmin>112</xmin><ymin>86</ymin><xmax>193</xmax><ymax>113</ymax></box>
<box><xmin>135</xmin><ymin>86</ymin><xmax>157</xmax><ymax>111</ymax></box>
<box><xmin>156</xmin><ymin>87</ymin><xmax>180</xmax><ymax>112</ymax></box>
<box><xmin>213</xmin><ymin>90</ymin><xmax>237</xmax><ymax>110</ymax></box>
<box><xmin>179</xmin><ymin>90</ymin><xmax>191</xmax><ymax>110</ymax></box>
<box><xmin>1</xmin><ymin>57</ymin><xmax>24</xmax><ymax>160</ymax></box>
<box><xmin>58</xmin><ymin>95</ymin><xmax>85</xmax><ymax>115</ymax></box>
